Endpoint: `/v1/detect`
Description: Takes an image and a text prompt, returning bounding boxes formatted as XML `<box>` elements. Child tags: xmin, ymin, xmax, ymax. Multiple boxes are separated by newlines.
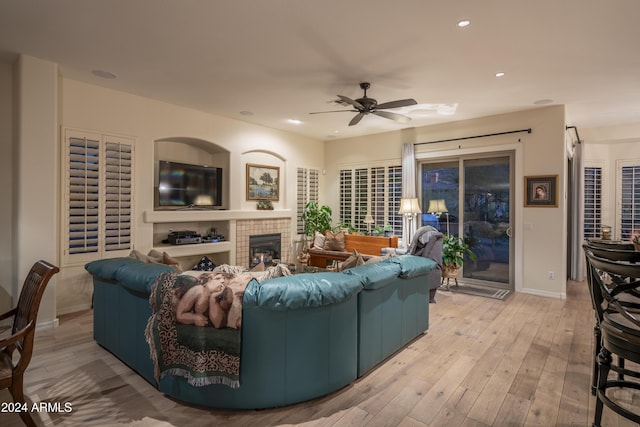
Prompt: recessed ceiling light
<box><xmin>92</xmin><ymin>69</ymin><xmax>117</xmax><ymax>79</ymax></box>
<box><xmin>287</xmin><ymin>119</ymin><xmax>303</xmax><ymax>125</ymax></box>
<box><xmin>534</xmin><ymin>99</ymin><xmax>554</xmax><ymax>105</ymax></box>
<box><xmin>457</xmin><ymin>20</ymin><xmax>470</xmax><ymax>27</ymax></box>
<box><xmin>495</xmin><ymin>72</ymin><xmax>505</xmax><ymax>77</ymax></box>
<box><xmin>239</xmin><ymin>111</ymin><xmax>254</xmax><ymax>116</ymax></box>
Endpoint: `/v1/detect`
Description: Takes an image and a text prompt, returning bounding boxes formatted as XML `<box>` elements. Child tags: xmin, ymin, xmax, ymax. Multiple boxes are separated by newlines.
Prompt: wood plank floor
<box><xmin>2</xmin><ymin>280</ymin><xmax>638</xmax><ymax>426</ymax></box>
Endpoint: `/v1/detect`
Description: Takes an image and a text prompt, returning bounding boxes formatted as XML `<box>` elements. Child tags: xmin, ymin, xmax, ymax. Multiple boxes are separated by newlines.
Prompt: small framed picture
<box><xmin>246</xmin><ymin>163</ymin><xmax>280</xmax><ymax>201</ymax></box>
<box><xmin>524</xmin><ymin>175</ymin><xmax>558</xmax><ymax>207</ymax></box>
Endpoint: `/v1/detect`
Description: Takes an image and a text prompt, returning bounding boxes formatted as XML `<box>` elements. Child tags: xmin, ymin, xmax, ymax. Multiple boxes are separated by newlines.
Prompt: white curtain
<box><xmin>401</xmin><ymin>143</ymin><xmax>418</xmax><ymax>245</ymax></box>
<box><xmin>570</xmin><ymin>141</ymin><xmax>585</xmax><ymax>281</ymax></box>
<box><xmin>402</xmin><ymin>142</ymin><xmax>416</xmax><ymax>198</ymax></box>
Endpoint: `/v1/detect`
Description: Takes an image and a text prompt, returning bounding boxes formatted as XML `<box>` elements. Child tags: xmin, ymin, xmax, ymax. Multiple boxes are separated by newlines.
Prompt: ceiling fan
<box><xmin>310</xmin><ymin>82</ymin><xmax>417</xmax><ymax>126</ymax></box>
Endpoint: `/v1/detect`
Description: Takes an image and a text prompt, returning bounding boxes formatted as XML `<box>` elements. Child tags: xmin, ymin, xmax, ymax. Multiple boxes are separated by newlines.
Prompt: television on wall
<box><xmin>156</xmin><ymin>160</ymin><xmax>223</xmax><ymax>209</ymax></box>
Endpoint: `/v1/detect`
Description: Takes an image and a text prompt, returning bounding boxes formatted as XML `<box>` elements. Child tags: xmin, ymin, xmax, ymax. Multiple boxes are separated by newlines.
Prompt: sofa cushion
<box><xmin>342</xmin><ymin>261</ymin><xmax>401</xmax><ymax>289</ymax></box>
<box><xmin>386</xmin><ymin>254</ymin><xmax>437</xmax><ymax>278</ymax></box>
<box><xmin>244</xmin><ymin>272</ymin><xmax>362</xmax><ymax>310</ymax></box>
<box><xmin>85</xmin><ymin>257</ymin><xmax>142</xmax><ymax>280</ymax></box>
<box><xmin>324</xmin><ymin>231</ymin><xmax>346</xmax><ymax>251</ymax></box>
<box><xmin>114</xmin><ymin>262</ymin><xmax>175</xmax><ymax>294</ymax></box>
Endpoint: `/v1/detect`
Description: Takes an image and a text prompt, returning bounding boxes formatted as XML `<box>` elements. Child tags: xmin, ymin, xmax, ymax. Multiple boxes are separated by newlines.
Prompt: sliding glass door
<box><xmin>420</xmin><ymin>153</ymin><xmax>514</xmax><ymax>289</ymax></box>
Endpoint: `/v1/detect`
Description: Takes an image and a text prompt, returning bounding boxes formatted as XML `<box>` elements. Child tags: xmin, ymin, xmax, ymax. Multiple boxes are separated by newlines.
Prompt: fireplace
<box><xmin>249</xmin><ymin>233</ymin><xmax>281</xmax><ymax>268</ymax></box>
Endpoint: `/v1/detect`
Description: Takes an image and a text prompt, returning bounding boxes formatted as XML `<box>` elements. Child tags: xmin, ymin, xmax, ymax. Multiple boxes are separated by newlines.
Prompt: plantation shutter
<box><xmin>67</xmin><ymin>133</ymin><xmax>100</xmax><ymax>256</ymax></box>
<box><xmin>583</xmin><ymin>166</ymin><xmax>602</xmax><ymax>239</ymax></box>
<box><xmin>388</xmin><ymin>165</ymin><xmax>403</xmax><ymax>236</ymax></box>
<box><xmin>618</xmin><ymin>164</ymin><xmax>640</xmax><ymax>240</ymax></box>
<box><xmin>63</xmin><ymin>128</ymin><xmax>135</xmax><ymax>266</ymax></box>
<box><xmin>339</xmin><ymin>165</ymin><xmax>402</xmax><ymax>233</ymax></box>
<box><xmin>339</xmin><ymin>169</ymin><xmax>353</xmax><ymax>226</ymax></box>
<box><xmin>104</xmin><ymin>139</ymin><xmax>133</xmax><ymax>252</ymax></box>
<box><xmin>296</xmin><ymin>167</ymin><xmax>320</xmax><ymax>234</ymax></box>
<box><xmin>370</xmin><ymin>167</ymin><xmax>385</xmax><ymax>228</ymax></box>
<box><xmin>355</xmin><ymin>168</ymin><xmax>368</xmax><ymax>232</ymax></box>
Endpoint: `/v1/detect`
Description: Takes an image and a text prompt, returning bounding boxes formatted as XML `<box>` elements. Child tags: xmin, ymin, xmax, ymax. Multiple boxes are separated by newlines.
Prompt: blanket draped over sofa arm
<box><xmin>145</xmin><ymin>271</ymin><xmax>252</xmax><ymax>389</ymax></box>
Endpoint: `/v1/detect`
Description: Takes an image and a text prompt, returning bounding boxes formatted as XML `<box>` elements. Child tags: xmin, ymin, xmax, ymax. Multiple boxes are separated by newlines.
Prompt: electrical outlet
<box><xmin>548</xmin><ymin>271</ymin><xmax>555</xmax><ymax>280</ymax></box>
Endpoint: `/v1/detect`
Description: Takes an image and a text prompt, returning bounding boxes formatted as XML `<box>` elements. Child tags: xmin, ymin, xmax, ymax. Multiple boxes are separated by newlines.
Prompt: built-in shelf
<box><xmin>144</xmin><ymin>209</ymin><xmax>293</xmax><ymax>223</ymax></box>
<box><xmin>153</xmin><ymin>241</ymin><xmax>232</xmax><ymax>257</ymax></box>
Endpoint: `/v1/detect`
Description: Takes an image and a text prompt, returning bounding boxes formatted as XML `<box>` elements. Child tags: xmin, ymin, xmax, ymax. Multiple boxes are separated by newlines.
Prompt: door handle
<box><xmin>506</xmin><ymin>226</ymin><xmax>512</xmax><ymax>238</ymax></box>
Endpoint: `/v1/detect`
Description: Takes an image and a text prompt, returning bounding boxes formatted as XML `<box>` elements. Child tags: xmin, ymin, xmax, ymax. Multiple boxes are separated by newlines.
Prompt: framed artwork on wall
<box><xmin>524</xmin><ymin>175</ymin><xmax>558</xmax><ymax>207</ymax></box>
<box><xmin>246</xmin><ymin>163</ymin><xmax>280</xmax><ymax>201</ymax></box>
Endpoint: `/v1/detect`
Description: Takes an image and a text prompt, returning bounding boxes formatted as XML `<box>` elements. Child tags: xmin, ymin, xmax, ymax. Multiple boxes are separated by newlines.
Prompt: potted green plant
<box><xmin>300</xmin><ymin>201</ymin><xmax>333</xmax><ymax>237</ymax></box>
<box><xmin>256</xmin><ymin>199</ymin><xmax>273</xmax><ymax>210</ymax></box>
<box><xmin>442</xmin><ymin>233</ymin><xmax>477</xmax><ymax>280</ymax></box>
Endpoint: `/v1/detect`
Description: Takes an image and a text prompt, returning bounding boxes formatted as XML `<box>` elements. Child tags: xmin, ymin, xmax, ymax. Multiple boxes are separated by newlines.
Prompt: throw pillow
<box><xmin>147</xmin><ymin>249</ymin><xmax>164</xmax><ymax>260</ymax></box>
<box><xmin>338</xmin><ymin>249</ymin><xmax>364</xmax><ymax>271</ymax></box>
<box><xmin>129</xmin><ymin>249</ymin><xmax>161</xmax><ymax>263</ymax></box>
<box><xmin>312</xmin><ymin>231</ymin><xmax>326</xmax><ymax>249</ymax></box>
<box><xmin>163</xmin><ymin>252</ymin><xmax>182</xmax><ymax>272</ymax></box>
<box><xmin>324</xmin><ymin>230</ymin><xmax>346</xmax><ymax>251</ymax></box>
<box><xmin>192</xmin><ymin>255</ymin><xmax>216</xmax><ymax>271</ymax></box>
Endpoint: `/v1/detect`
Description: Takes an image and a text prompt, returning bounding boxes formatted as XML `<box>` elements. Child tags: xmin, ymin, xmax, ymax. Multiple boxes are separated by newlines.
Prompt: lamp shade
<box><xmin>398</xmin><ymin>198</ymin><xmax>422</xmax><ymax>214</ymax></box>
<box><xmin>427</xmin><ymin>199</ymin><xmax>448</xmax><ymax>214</ymax></box>
<box><xmin>364</xmin><ymin>213</ymin><xmax>374</xmax><ymax>224</ymax></box>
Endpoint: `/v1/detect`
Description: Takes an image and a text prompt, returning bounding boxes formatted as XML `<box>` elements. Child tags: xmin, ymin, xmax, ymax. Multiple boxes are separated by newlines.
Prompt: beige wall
<box><xmin>0</xmin><ymin>62</ymin><xmax>12</xmax><ymax>313</ymax></box>
<box><xmin>325</xmin><ymin>105</ymin><xmax>569</xmax><ymax>298</ymax></box>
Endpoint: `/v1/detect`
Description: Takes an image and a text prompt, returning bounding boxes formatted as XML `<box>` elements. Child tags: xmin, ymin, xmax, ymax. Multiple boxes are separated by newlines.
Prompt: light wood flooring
<box><xmin>2</xmin><ymin>280</ymin><xmax>639</xmax><ymax>426</ymax></box>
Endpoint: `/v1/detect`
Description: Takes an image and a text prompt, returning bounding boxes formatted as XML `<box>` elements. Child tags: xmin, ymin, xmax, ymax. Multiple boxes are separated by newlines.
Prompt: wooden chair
<box><xmin>0</xmin><ymin>260</ymin><xmax>59</xmax><ymax>427</ymax></box>
<box><xmin>584</xmin><ymin>250</ymin><xmax>640</xmax><ymax>426</ymax></box>
<box><xmin>585</xmin><ymin>238</ymin><xmax>636</xmax><ymax>251</ymax></box>
<box><xmin>583</xmin><ymin>242</ymin><xmax>640</xmax><ymax>393</ymax></box>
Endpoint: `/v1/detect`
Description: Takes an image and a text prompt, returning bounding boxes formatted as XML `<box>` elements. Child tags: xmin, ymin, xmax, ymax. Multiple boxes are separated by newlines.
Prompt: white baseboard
<box><xmin>519</xmin><ymin>287</ymin><xmax>566</xmax><ymax>300</ymax></box>
<box><xmin>56</xmin><ymin>303</ymin><xmax>93</xmax><ymax>317</ymax></box>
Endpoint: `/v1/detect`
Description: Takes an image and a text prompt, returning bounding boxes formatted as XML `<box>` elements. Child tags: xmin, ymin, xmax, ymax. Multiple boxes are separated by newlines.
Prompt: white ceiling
<box><xmin>1</xmin><ymin>0</ymin><xmax>639</xmax><ymax>141</ymax></box>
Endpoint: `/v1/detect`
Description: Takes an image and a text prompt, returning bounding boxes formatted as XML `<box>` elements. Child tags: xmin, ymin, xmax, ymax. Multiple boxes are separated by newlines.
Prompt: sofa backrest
<box><xmin>244</xmin><ymin>272</ymin><xmax>363</xmax><ymax>311</ymax></box>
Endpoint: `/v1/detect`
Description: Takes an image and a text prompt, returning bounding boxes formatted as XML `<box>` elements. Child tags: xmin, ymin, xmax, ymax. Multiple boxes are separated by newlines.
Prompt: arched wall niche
<box><xmin>154</xmin><ymin>137</ymin><xmax>230</xmax><ymax>209</ymax></box>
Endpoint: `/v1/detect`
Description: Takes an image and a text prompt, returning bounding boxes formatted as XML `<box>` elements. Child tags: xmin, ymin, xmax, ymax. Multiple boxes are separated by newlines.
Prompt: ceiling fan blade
<box><xmin>372</xmin><ymin>110</ymin><xmax>412</xmax><ymax>123</ymax></box>
<box><xmin>337</xmin><ymin>95</ymin><xmax>365</xmax><ymax>110</ymax></box>
<box><xmin>309</xmin><ymin>109</ymin><xmax>358</xmax><ymax>114</ymax></box>
<box><xmin>375</xmin><ymin>98</ymin><xmax>418</xmax><ymax>110</ymax></box>
<box><xmin>349</xmin><ymin>112</ymin><xmax>366</xmax><ymax>126</ymax></box>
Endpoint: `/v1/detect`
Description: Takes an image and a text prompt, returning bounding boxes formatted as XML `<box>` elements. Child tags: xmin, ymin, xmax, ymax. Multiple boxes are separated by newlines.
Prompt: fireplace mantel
<box><xmin>144</xmin><ymin>209</ymin><xmax>293</xmax><ymax>223</ymax></box>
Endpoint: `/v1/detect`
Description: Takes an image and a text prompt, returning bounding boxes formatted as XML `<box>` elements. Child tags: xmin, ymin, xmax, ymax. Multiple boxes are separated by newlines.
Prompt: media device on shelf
<box><xmin>156</xmin><ymin>160</ymin><xmax>223</xmax><ymax>210</ymax></box>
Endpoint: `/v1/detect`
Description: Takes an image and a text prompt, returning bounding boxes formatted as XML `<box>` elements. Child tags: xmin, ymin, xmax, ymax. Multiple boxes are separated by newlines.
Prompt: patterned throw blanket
<box><xmin>145</xmin><ymin>270</ymin><xmax>251</xmax><ymax>389</ymax></box>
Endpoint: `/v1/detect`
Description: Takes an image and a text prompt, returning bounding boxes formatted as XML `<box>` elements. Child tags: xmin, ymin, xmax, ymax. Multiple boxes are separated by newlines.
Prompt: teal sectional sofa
<box><xmin>85</xmin><ymin>254</ymin><xmax>437</xmax><ymax>409</ymax></box>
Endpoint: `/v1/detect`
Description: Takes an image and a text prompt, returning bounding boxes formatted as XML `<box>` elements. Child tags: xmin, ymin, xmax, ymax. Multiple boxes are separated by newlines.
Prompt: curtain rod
<box><xmin>414</xmin><ymin>128</ymin><xmax>532</xmax><ymax>146</ymax></box>
<box><xmin>565</xmin><ymin>125</ymin><xmax>582</xmax><ymax>144</ymax></box>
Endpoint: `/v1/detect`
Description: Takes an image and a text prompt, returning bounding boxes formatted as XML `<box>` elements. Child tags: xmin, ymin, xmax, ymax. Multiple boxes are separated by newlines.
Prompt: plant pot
<box><xmin>442</xmin><ymin>265</ymin><xmax>460</xmax><ymax>278</ymax></box>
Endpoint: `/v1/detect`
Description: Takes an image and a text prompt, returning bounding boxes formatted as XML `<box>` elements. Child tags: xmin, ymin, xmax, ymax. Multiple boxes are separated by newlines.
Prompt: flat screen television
<box><xmin>157</xmin><ymin>160</ymin><xmax>223</xmax><ymax>209</ymax></box>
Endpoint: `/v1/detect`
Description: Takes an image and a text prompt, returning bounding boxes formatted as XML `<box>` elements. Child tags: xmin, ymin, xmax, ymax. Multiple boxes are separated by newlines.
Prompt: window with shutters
<box><xmin>583</xmin><ymin>166</ymin><xmax>602</xmax><ymax>239</ymax></box>
<box><xmin>296</xmin><ymin>166</ymin><xmax>320</xmax><ymax>234</ymax></box>
<box><xmin>62</xmin><ymin>128</ymin><xmax>134</xmax><ymax>266</ymax></box>
<box><xmin>339</xmin><ymin>165</ymin><xmax>402</xmax><ymax>235</ymax></box>
<box><xmin>617</xmin><ymin>161</ymin><xmax>640</xmax><ymax>240</ymax></box>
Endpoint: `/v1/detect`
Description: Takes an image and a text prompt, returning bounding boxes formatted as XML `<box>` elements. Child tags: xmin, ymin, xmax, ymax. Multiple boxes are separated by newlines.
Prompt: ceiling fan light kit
<box><xmin>310</xmin><ymin>82</ymin><xmax>417</xmax><ymax>126</ymax></box>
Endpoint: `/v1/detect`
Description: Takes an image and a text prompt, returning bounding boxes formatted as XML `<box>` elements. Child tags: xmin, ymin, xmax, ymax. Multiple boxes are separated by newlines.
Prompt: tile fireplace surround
<box><xmin>236</xmin><ymin>218</ymin><xmax>291</xmax><ymax>269</ymax></box>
